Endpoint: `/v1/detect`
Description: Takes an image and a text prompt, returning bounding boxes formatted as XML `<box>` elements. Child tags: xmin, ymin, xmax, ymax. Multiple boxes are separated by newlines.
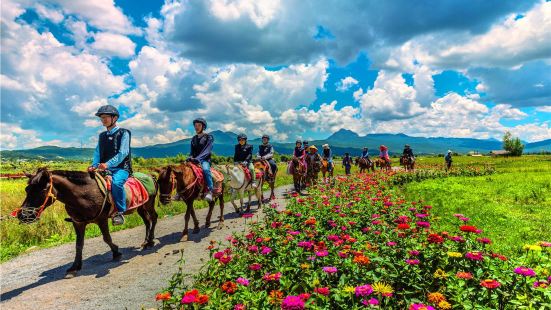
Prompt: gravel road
<box><xmin>1</xmin><ymin>185</ymin><xmax>294</xmax><ymax>310</ymax></box>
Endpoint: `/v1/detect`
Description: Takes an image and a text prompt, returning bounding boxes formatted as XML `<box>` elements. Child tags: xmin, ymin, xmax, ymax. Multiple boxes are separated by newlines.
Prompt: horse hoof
<box><xmin>217</xmin><ymin>223</ymin><xmax>224</xmax><ymax>230</ymax></box>
<box><xmin>142</xmin><ymin>241</ymin><xmax>155</xmax><ymax>248</ymax></box>
<box><xmin>205</xmin><ymin>222</ymin><xmax>211</xmax><ymax>228</ymax></box>
<box><xmin>113</xmin><ymin>252</ymin><xmax>123</xmax><ymax>261</ymax></box>
<box><xmin>180</xmin><ymin>234</ymin><xmax>188</xmax><ymax>242</ymax></box>
<box><xmin>65</xmin><ymin>271</ymin><xmax>77</xmax><ymax>279</ymax></box>
<box><xmin>192</xmin><ymin>228</ymin><xmax>200</xmax><ymax>234</ymax></box>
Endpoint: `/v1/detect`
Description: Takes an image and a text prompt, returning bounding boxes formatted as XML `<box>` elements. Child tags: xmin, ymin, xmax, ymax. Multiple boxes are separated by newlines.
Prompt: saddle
<box><xmin>189</xmin><ymin>163</ymin><xmax>224</xmax><ymax>196</ymax></box>
<box><xmin>257</xmin><ymin>160</ymin><xmax>273</xmax><ymax>177</ymax></box>
<box><xmin>94</xmin><ymin>172</ymin><xmax>155</xmax><ymax>216</ymax></box>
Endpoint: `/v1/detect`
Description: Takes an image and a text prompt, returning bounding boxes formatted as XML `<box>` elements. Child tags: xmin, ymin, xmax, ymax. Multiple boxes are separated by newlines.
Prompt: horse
<box><xmin>305</xmin><ymin>155</ymin><xmax>321</xmax><ymax>187</ymax></box>
<box><xmin>15</xmin><ymin>168</ymin><xmax>158</xmax><ymax>278</ymax></box>
<box><xmin>156</xmin><ymin>163</ymin><xmax>225</xmax><ymax>242</ymax></box>
<box><xmin>320</xmin><ymin>158</ymin><xmax>334</xmax><ymax>183</ymax></box>
<box><xmin>375</xmin><ymin>157</ymin><xmax>392</xmax><ymax>171</ymax></box>
<box><xmin>225</xmin><ymin>164</ymin><xmax>263</xmax><ymax>213</ymax></box>
<box><xmin>253</xmin><ymin>159</ymin><xmax>277</xmax><ymax>200</ymax></box>
<box><xmin>400</xmin><ymin>155</ymin><xmax>415</xmax><ymax>171</ymax></box>
<box><xmin>290</xmin><ymin>157</ymin><xmax>306</xmax><ymax>193</ymax></box>
<box><xmin>356</xmin><ymin>157</ymin><xmax>375</xmax><ymax>173</ymax></box>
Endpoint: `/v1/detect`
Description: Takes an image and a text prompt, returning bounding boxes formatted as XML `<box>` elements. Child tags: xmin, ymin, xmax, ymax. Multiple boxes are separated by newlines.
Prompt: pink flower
<box><xmin>213</xmin><ymin>251</ymin><xmax>224</xmax><ymax>259</ymax></box>
<box><xmin>261</xmin><ymin>246</ymin><xmax>272</xmax><ymax>255</ymax></box>
<box><xmin>281</xmin><ymin>295</ymin><xmax>304</xmax><ymax>310</ymax></box>
<box><xmin>355</xmin><ymin>284</ymin><xmax>373</xmax><ymax>297</ymax></box>
<box><xmin>297</xmin><ymin>241</ymin><xmax>313</xmax><ymax>249</ymax></box>
<box><xmin>288</xmin><ymin>231</ymin><xmax>301</xmax><ymax>235</ymax></box>
<box><xmin>322</xmin><ymin>266</ymin><xmax>338</xmax><ymax>274</ymax></box>
<box><xmin>242</xmin><ymin>213</ymin><xmax>254</xmax><ymax>218</ymax></box>
<box><xmin>406</xmin><ymin>259</ymin><xmax>420</xmax><ymax>265</ymax></box>
<box><xmin>514</xmin><ymin>266</ymin><xmax>536</xmax><ymax>277</ymax></box>
<box><xmin>315</xmin><ymin>250</ymin><xmax>329</xmax><ymax>257</ymax></box>
<box><xmin>314</xmin><ymin>287</ymin><xmax>330</xmax><ymax>296</ymax></box>
<box><xmin>465</xmin><ymin>252</ymin><xmax>484</xmax><ymax>261</ymax></box>
<box><xmin>410</xmin><ymin>304</ymin><xmax>435</xmax><ymax>310</ymax></box>
<box><xmin>362</xmin><ymin>298</ymin><xmax>379</xmax><ymax>306</ymax></box>
<box><xmin>181</xmin><ymin>294</ymin><xmax>197</xmax><ymax>304</ymax></box>
<box><xmin>236</xmin><ymin>277</ymin><xmax>250</xmax><ymax>286</ymax></box>
<box><xmin>387</xmin><ymin>241</ymin><xmax>397</xmax><ymax>246</ymax></box>
<box><xmin>408</xmin><ymin>250</ymin><xmax>420</xmax><ymax>256</ymax></box>
<box><xmin>234</xmin><ymin>304</ymin><xmax>246</xmax><ymax>310</ymax></box>
<box><xmin>249</xmin><ymin>263</ymin><xmax>262</xmax><ymax>271</ymax></box>
<box><xmin>219</xmin><ymin>255</ymin><xmax>232</xmax><ymax>264</ymax></box>
<box><xmin>416</xmin><ymin>221</ymin><xmax>430</xmax><ymax>228</ymax></box>
<box><xmin>248</xmin><ymin>245</ymin><xmax>259</xmax><ymax>253</ymax></box>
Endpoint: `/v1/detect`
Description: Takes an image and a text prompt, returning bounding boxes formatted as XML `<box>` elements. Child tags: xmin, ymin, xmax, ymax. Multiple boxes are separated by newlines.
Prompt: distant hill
<box><xmin>1</xmin><ymin>129</ymin><xmax>549</xmax><ymax>160</ymax></box>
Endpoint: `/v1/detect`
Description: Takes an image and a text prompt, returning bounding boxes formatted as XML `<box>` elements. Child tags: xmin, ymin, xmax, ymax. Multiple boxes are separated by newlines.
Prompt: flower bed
<box><xmin>389</xmin><ymin>166</ymin><xmax>495</xmax><ymax>186</ymax></box>
<box><xmin>158</xmin><ymin>173</ymin><xmax>550</xmax><ymax>309</ymax></box>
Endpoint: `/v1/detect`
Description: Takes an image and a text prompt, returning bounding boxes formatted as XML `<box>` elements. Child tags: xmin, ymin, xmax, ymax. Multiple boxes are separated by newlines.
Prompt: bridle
<box><xmin>160</xmin><ymin>171</ymin><xmax>176</xmax><ymax>202</ymax></box>
<box><xmin>20</xmin><ymin>175</ymin><xmax>57</xmax><ymax>221</ymax></box>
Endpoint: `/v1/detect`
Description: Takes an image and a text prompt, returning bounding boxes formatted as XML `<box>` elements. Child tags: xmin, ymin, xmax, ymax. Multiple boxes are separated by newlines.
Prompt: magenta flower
<box><xmin>362</xmin><ymin>298</ymin><xmax>379</xmax><ymax>305</ymax></box>
<box><xmin>408</xmin><ymin>250</ymin><xmax>420</xmax><ymax>256</ymax></box>
<box><xmin>249</xmin><ymin>263</ymin><xmax>262</xmax><ymax>271</ymax></box>
<box><xmin>234</xmin><ymin>304</ymin><xmax>246</xmax><ymax>310</ymax></box>
<box><xmin>297</xmin><ymin>241</ymin><xmax>313</xmax><ymax>249</ymax></box>
<box><xmin>355</xmin><ymin>284</ymin><xmax>373</xmax><ymax>297</ymax></box>
<box><xmin>514</xmin><ymin>266</ymin><xmax>537</xmax><ymax>277</ymax></box>
<box><xmin>465</xmin><ymin>252</ymin><xmax>484</xmax><ymax>261</ymax></box>
<box><xmin>387</xmin><ymin>241</ymin><xmax>397</xmax><ymax>246</ymax></box>
<box><xmin>406</xmin><ymin>259</ymin><xmax>420</xmax><ymax>265</ymax></box>
<box><xmin>315</xmin><ymin>250</ymin><xmax>329</xmax><ymax>257</ymax></box>
<box><xmin>281</xmin><ymin>295</ymin><xmax>304</xmax><ymax>310</ymax></box>
<box><xmin>242</xmin><ymin>213</ymin><xmax>254</xmax><ymax>218</ymax></box>
<box><xmin>322</xmin><ymin>266</ymin><xmax>338</xmax><ymax>274</ymax></box>
<box><xmin>416</xmin><ymin>221</ymin><xmax>430</xmax><ymax>228</ymax></box>
<box><xmin>181</xmin><ymin>294</ymin><xmax>197</xmax><ymax>304</ymax></box>
<box><xmin>261</xmin><ymin>246</ymin><xmax>272</xmax><ymax>255</ymax></box>
<box><xmin>410</xmin><ymin>304</ymin><xmax>435</xmax><ymax>310</ymax></box>
<box><xmin>236</xmin><ymin>277</ymin><xmax>250</xmax><ymax>286</ymax></box>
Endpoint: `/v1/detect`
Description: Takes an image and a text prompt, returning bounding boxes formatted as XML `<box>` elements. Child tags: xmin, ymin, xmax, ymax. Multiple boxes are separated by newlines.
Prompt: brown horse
<box><xmin>253</xmin><ymin>159</ymin><xmax>277</xmax><ymax>200</ymax></box>
<box><xmin>321</xmin><ymin>158</ymin><xmax>334</xmax><ymax>182</ymax></box>
<box><xmin>400</xmin><ymin>155</ymin><xmax>415</xmax><ymax>171</ymax></box>
<box><xmin>356</xmin><ymin>157</ymin><xmax>375</xmax><ymax>173</ymax></box>
<box><xmin>16</xmin><ymin>168</ymin><xmax>158</xmax><ymax>277</ymax></box>
<box><xmin>305</xmin><ymin>155</ymin><xmax>321</xmax><ymax>187</ymax></box>
<box><xmin>375</xmin><ymin>158</ymin><xmax>392</xmax><ymax>171</ymax></box>
<box><xmin>156</xmin><ymin>164</ymin><xmax>225</xmax><ymax>242</ymax></box>
<box><xmin>291</xmin><ymin>157</ymin><xmax>306</xmax><ymax>193</ymax></box>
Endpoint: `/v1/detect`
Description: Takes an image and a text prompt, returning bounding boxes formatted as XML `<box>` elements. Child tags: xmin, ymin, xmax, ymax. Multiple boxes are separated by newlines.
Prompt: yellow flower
<box><xmin>343</xmin><ymin>286</ymin><xmax>355</xmax><ymax>294</ymax></box>
<box><xmin>427</xmin><ymin>292</ymin><xmax>446</xmax><ymax>303</ymax></box>
<box><xmin>372</xmin><ymin>282</ymin><xmax>393</xmax><ymax>295</ymax></box>
<box><xmin>312</xmin><ymin>278</ymin><xmax>320</xmax><ymax>287</ymax></box>
<box><xmin>433</xmin><ymin>269</ymin><xmax>448</xmax><ymax>279</ymax></box>
<box><xmin>523</xmin><ymin>244</ymin><xmax>542</xmax><ymax>251</ymax></box>
<box><xmin>447</xmin><ymin>251</ymin><xmax>462</xmax><ymax>258</ymax></box>
<box><xmin>438</xmin><ymin>301</ymin><xmax>452</xmax><ymax>309</ymax></box>
<box><xmin>300</xmin><ymin>263</ymin><xmax>310</xmax><ymax>269</ymax></box>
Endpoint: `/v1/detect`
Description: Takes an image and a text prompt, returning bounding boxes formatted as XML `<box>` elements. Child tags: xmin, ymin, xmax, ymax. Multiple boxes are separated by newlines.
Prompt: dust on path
<box><xmin>1</xmin><ymin>185</ymin><xmax>294</xmax><ymax>310</ymax></box>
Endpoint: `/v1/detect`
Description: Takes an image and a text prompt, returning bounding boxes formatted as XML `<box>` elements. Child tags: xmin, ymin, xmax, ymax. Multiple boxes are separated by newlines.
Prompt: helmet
<box><xmin>447</xmin><ymin>150</ymin><xmax>452</xmax><ymax>153</ymax></box>
<box><xmin>237</xmin><ymin>133</ymin><xmax>247</xmax><ymax>141</ymax></box>
<box><xmin>193</xmin><ymin>118</ymin><xmax>207</xmax><ymax>129</ymax></box>
<box><xmin>322</xmin><ymin>144</ymin><xmax>329</xmax><ymax>149</ymax></box>
<box><xmin>303</xmin><ymin>141</ymin><xmax>309</xmax><ymax>145</ymax></box>
<box><xmin>262</xmin><ymin>135</ymin><xmax>270</xmax><ymax>140</ymax></box>
<box><xmin>95</xmin><ymin>105</ymin><xmax>119</xmax><ymax>117</ymax></box>
<box><xmin>295</xmin><ymin>140</ymin><xmax>302</xmax><ymax>144</ymax></box>
<box><xmin>363</xmin><ymin>147</ymin><xmax>368</xmax><ymax>150</ymax></box>
<box><xmin>405</xmin><ymin>144</ymin><xmax>410</xmax><ymax>148</ymax></box>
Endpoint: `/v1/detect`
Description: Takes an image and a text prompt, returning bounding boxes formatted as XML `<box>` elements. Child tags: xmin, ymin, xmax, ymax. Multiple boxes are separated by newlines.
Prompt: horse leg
<box><xmin>97</xmin><ymin>219</ymin><xmax>123</xmax><ymax>259</ymax></box>
<box><xmin>190</xmin><ymin>206</ymin><xmax>200</xmax><ymax>234</ymax></box>
<box><xmin>270</xmin><ymin>182</ymin><xmax>276</xmax><ymax>200</ymax></box>
<box><xmin>137</xmin><ymin>207</ymin><xmax>152</xmax><ymax>247</ymax></box>
<box><xmin>246</xmin><ymin>190</ymin><xmax>252</xmax><ymax>213</ymax></box>
<box><xmin>181</xmin><ymin>201</ymin><xmax>192</xmax><ymax>242</ymax></box>
<box><xmin>147</xmin><ymin>199</ymin><xmax>158</xmax><ymax>246</ymax></box>
<box><xmin>66</xmin><ymin>222</ymin><xmax>87</xmax><ymax>277</ymax></box>
<box><xmin>216</xmin><ymin>195</ymin><xmax>225</xmax><ymax>230</ymax></box>
<box><xmin>230</xmin><ymin>189</ymin><xmax>240</xmax><ymax>214</ymax></box>
<box><xmin>205</xmin><ymin>200</ymin><xmax>214</xmax><ymax>228</ymax></box>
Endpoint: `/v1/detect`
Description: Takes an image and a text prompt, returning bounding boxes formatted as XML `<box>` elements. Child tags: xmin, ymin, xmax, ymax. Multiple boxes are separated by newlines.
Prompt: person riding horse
<box><xmin>257</xmin><ymin>135</ymin><xmax>277</xmax><ymax>176</ymax></box>
<box><xmin>322</xmin><ymin>144</ymin><xmax>334</xmax><ymax>172</ymax></box>
<box><xmin>360</xmin><ymin>147</ymin><xmax>371</xmax><ymax>164</ymax></box>
<box><xmin>292</xmin><ymin>140</ymin><xmax>307</xmax><ymax>173</ymax></box>
<box><xmin>187</xmin><ymin>118</ymin><xmax>215</xmax><ymax>202</ymax></box>
<box><xmin>379</xmin><ymin>145</ymin><xmax>390</xmax><ymax>165</ymax></box>
<box><xmin>234</xmin><ymin>134</ymin><xmax>257</xmax><ymax>188</ymax></box>
<box><xmin>306</xmin><ymin>145</ymin><xmax>322</xmax><ymax>166</ymax></box>
<box><xmin>87</xmin><ymin>105</ymin><xmax>131</xmax><ymax>226</ymax></box>
<box><xmin>403</xmin><ymin>144</ymin><xmax>415</xmax><ymax>162</ymax></box>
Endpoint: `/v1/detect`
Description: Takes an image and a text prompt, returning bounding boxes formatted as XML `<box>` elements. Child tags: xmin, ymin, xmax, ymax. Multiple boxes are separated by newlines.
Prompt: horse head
<box><xmin>17</xmin><ymin>167</ymin><xmax>57</xmax><ymax>223</ymax></box>
<box><xmin>156</xmin><ymin>166</ymin><xmax>176</xmax><ymax>205</ymax></box>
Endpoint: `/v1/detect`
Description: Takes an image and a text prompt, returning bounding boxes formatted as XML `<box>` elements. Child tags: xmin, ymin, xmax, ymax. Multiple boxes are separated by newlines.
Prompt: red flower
<box><xmin>480</xmin><ymin>279</ymin><xmax>501</xmax><ymax>289</ymax></box>
<box><xmin>397</xmin><ymin>223</ymin><xmax>411</xmax><ymax>230</ymax></box>
<box><xmin>197</xmin><ymin>294</ymin><xmax>209</xmax><ymax>304</ymax></box>
<box><xmin>314</xmin><ymin>287</ymin><xmax>330</xmax><ymax>296</ymax></box>
<box><xmin>221</xmin><ymin>281</ymin><xmax>238</xmax><ymax>294</ymax></box>
<box><xmin>460</xmin><ymin>225</ymin><xmax>479</xmax><ymax>233</ymax></box>
<box><xmin>155</xmin><ymin>292</ymin><xmax>171</xmax><ymax>301</ymax></box>
<box><xmin>427</xmin><ymin>233</ymin><xmax>444</xmax><ymax>244</ymax></box>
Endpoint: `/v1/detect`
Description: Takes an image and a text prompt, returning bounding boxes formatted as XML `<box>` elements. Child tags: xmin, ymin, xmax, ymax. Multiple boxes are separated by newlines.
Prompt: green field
<box><xmin>399</xmin><ymin>155</ymin><xmax>551</xmax><ymax>254</ymax></box>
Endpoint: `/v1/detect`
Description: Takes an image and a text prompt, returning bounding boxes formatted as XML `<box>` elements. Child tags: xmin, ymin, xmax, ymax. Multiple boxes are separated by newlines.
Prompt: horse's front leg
<box><xmin>229</xmin><ymin>188</ymin><xmax>240</xmax><ymax>213</ymax></box>
<box><xmin>98</xmin><ymin>219</ymin><xmax>122</xmax><ymax>258</ymax></box>
<box><xmin>66</xmin><ymin>222</ymin><xmax>87</xmax><ymax>278</ymax></box>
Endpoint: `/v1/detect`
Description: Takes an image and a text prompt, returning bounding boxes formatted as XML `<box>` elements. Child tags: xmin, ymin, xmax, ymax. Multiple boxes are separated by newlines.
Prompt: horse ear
<box><xmin>24</xmin><ymin>171</ymin><xmax>33</xmax><ymax>178</ymax></box>
<box><xmin>153</xmin><ymin>167</ymin><xmax>162</xmax><ymax>174</ymax></box>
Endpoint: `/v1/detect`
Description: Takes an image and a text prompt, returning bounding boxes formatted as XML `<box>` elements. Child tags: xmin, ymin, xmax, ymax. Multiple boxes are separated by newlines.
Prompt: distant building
<box><xmin>468</xmin><ymin>151</ymin><xmax>483</xmax><ymax>156</ymax></box>
<box><xmin>490</xmin><ymin>150</ymin><xmax>510</xmax><ymax>157</ymax></box>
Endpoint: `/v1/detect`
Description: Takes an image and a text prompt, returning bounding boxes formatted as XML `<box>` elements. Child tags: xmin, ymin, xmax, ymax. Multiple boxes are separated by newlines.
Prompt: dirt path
<box><xmin>0</xmin><ymin>185</ymin><xmax>294</xmax><ymax>310</ymax></box>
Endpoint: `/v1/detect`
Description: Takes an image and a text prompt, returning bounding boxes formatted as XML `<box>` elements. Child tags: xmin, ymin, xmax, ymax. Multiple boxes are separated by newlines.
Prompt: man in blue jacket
<box><xmin>88</xmin><ymin>105</ymin><xmax>131</xmax><ymax>226</ymax></box>
<box><xmin>187</xmin><ymin>118</ymin><xmax>214</xmax><ymax>202</ymax></box>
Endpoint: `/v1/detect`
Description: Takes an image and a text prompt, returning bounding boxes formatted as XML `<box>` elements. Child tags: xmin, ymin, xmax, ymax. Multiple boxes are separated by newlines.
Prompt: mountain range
<box><xmin>1</xmin><ymin>129</ymin><xmax>549</xmax><ymax>160</ymax></box>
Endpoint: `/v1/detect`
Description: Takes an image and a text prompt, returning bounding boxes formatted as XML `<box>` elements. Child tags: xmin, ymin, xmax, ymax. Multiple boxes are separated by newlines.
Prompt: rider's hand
<box><xmin>87</xmin><ymin>166</ymin><xmax>96</xmax><ymax>172</ymax></box>
<box><xmin>98</xmin><ymin>163</ymin><xmax>108</xmax><ymax>170</ymax></box>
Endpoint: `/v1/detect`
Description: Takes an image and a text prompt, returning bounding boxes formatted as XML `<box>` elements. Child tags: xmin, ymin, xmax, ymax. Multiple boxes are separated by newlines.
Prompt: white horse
<box><xmin>225</xmin><ymin>164</ymin><xmax>263</xmax><ymax>214</ymax></box>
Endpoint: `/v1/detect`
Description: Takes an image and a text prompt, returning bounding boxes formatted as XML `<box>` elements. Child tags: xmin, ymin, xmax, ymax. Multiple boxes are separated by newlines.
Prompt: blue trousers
<box><xmin>200</xmin><ymin>161</ymin><xmax>214</xmax><ymax>191</ymax></box>
<box><xmin>110</xmin><ymin>169</ymin><xmax>129</xmax><ymax>213</ymax></box>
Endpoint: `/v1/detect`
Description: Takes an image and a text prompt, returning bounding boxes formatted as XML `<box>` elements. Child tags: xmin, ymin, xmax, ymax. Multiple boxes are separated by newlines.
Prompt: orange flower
<box><xmin>353</xmin><ymin>255</ymin><xmax>370</xmax><ymax>265</ymax></box>
<box><xmin>155</xmin><ymin>292</ymin><xmax>171</xmax><ymax>301</ymax></box>
<box><xmin>197</xmin><ymin>294</ymin><xmax>209</xmax><ymax>304</ymax></box>
<box><xmin>221</xmin><ymin>281</ymin><xmax>238</xmax><ymax>294</ymax></box>
<box><xmin>269</xmin><ymin>290</ymin><xmax>284</xmax><ymax>304</ymax></box>
<box><xmin>427</xmin><ymin>292</ymin><xmax>446</xmax><ymax>303</ymax></box>
<box><xmin>304</xmin><ymin>217</ymin><xmax>317</xmax><ymax>226</ymax></box>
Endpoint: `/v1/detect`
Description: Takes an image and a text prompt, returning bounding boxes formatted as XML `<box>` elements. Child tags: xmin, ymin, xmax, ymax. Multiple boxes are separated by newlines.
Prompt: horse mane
<box><xmin>52</xmin><ymin>170</ymin><xmax>94</xmax><ymax>185</ymax></box>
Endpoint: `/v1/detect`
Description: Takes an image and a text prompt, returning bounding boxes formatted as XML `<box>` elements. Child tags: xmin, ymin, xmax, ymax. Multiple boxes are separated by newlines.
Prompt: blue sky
<box><xmin>1</xmin><ymin>0</ymin><xmax>550</xmax><ymax>149</ymax></box>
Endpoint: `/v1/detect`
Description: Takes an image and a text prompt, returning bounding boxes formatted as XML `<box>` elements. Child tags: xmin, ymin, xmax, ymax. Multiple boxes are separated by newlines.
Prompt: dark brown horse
<box><xmin>253</xmin><ymin>159</ymin><xmax>277</xmax><ymax>200</ymax></box>
<box><xmin>156</xmin><ymin>164</ymin><xmax>225</xmax><ymax>242</ymax></box>
<box><xmin>290</xmin><ymin>157</ymin><xmax>306</xmax><ymax>193</ymax></box>
<box><xmin>355</xmin><ymin>157</ymin><xmax>375</xmax><ymax>173</ymax></box>
<box><xmin>321</xmin><ymin>158</ymin><xmax>334</xmax><ymax>183</ymax></box>
<box><xmin>375</xmin><ymin>158</ymin><xmax>392</xmax><ymax>171</ymax></box>
<box><xmin>305</xmin><ymin>155</ymin><xmax>321</xmax><ymax>186</ymax></box>
<box><xmin>16</xmin><ymin>168</ymin><xmax>158</xmax><ymax>277</ymax></box>
<box><xmin>400</xmin><ymin>155</ymin><xmax>415</xmax><ymax>171</ymax></box>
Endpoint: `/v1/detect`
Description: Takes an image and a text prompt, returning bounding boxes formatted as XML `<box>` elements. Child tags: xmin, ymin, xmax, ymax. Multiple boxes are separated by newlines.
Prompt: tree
<box><xmin>502</xmin><ymin>131</ymin><xmax>524</xmax><ymax>156</ymax></box>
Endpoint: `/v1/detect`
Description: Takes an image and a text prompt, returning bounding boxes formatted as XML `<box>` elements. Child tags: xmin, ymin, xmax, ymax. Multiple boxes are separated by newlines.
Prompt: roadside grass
<box><xmin>399</xmin><ymin>155</ymin><xmax>551</xmax><ymax>255</ymax></box>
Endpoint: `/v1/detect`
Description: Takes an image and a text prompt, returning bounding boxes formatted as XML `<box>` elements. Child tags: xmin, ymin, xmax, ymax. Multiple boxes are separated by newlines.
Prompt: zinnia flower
<box><xmin>447</xmin><ymin>251</ymin><xmax>462</xmax><ymax>258</ymax></box>
<box><xmin>427</xmin><ymin>234</ymin><xmax>444</xmax><ymax>244</ymax></box>
<box><xmin>322</xmin><ymin>266</ymin><xmax>338</xmax><ymax>274</ymax></box>
<box><xmin>438</xmin><ymin>301</ymin><xmax>452</xmax><ymax>309</ymax></box>
<box><xmin>355</xmin><ymin>284</ymin><xmax>373</xmax><ymax>297</ymax></box>
<box><xmin>249</xmin><ymin>263</ymin><xmax>262</xmax><ymax>271</ymax></box>
<box><xmin>406</xmin><ymin>259</ymin><xmax>420</xmax><ymax>265</ymax></box>
<box><xmin>459</xmin><ymin>225</ymin><xmax>479</xmax><ymax>233</ymax></box>
<box><xmin>234</xmin><ymin>304</ymin><xmax>246</xmax><ymax>310</ymax></box>
<box><xmin>314</xmin><ymin>287</ymin><xmax>330</xmax><ymax>296</ymax></box>
<box><xmin>427</xmin><ymin>292</ymin><xmax>446</xmax><ymax>303</ymax></box>
<box><xmin>409</xmin><ymin>304</ymin><xmax>435</xmax><ymax>310</ymax></box>
<box><xmin>155</xmin><ymin>292</ymin><xmax>171</xmax><ymax>301</ymax></box>
<box><xmin>514</xmin><ymin>266</ymin><xmax>536</xmax><ymax>277</ymax></box>
<box><xmin>480</xmin><ymin>279</ymin><xmax>501</xmax><ymax>289</ymax></box>
<box><xmin>221</xmin><ymin>281</ymin><xmax>237</xmax><ymax>294</ymax></box>
<box><xmin>456</xmin><ymin>272</ymin><xmax>473</xmax><ymax>280</ymax></box>
<box><xmin>372</xmin><ymin>282</ymin><xmax>393</xmax><ymax>296</ymax></box>
<box><xmin>465</xmin><ymin>251</ymin><xmax>484</xmax><ymax>261</ymax></box>
<box><xmin>281</xmin><ymin>295</ymin><xmax>305</xmax><ymax>310</ymax></box>
<box><xmin>236</xmin><ymin>277</ymin><xmax>250</xmax><ymax>286</ymax></box>
<box><xmin>315</xmin><ymin>250</ymin><xmax>329</xmax><ymax>257</ymax></box>
<box><xmin>416</xmin><ymin>221</ymin><xmax>430</xmax><ymax>228</ymax></box>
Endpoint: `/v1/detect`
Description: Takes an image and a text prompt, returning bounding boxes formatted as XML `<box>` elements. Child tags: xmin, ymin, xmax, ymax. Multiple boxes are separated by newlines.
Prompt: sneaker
<box><xmin>251</xmin><ymin>181</ymin><xmax>258</xmax><ymax>189</ymax></box>
<box><xmin>205</xmin><ymin>191</ymin><xmax>213</xmax><ymax>202</ymax></box>
<box><xmin>172</xmin><ymin>192</ymin><xmax>181</xmax><ymax>201</ymax></box>
<box><xmin>112</xmin><ymin>212</ymin><xmax>125</xmax><ymax>226</ymax></box>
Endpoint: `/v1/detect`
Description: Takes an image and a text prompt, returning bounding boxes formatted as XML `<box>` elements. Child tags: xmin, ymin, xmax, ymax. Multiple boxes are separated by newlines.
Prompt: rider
<box><xmin>88</xmin><ymin>105</ymin><xmax>131</xmax><ymax>226</ymax></box>
<box><xmin>257</xmin><ymin>135</ymin><xmax>277</xmax><ymax>176</ymax></box>
<box><xmin>342</xmin><ymin>152</ymin><xmax>353</xmax><ymax>175</ymax></box>
<box><xmin>293</xmin><ymin>140</ymin><xmax>307</xmax><ymax>173</ymax></box>
<box><xmin>234</xmin><ymin>134</ymin><xmax>257</xmax><ymax>188</ymax></box>
<box><xmin>306</xmin><ymin>145</ymin><xmax>322</xmax><ymax>164</ymax></box>
<box><xmin>303</xmin><ymin>140</ymin><xmax>309</xmax><ymax>151</ymax></box>
<box><xmin>379</xmin><ymin>145</ymin><xmax>390</xmax><ymax>164</ymax></box>
<box><xmin>321</xmin><ymin>144</ymin><xmax>333</xmax><ymax>172</ymax></box>
<box><xmin>188</xmin><ymin>118</ymin><xmax>214</xmax><ymax>202</ymax></box>
<box><xmin>403</xmin><ymin>144</ymin><xmax>415</xmax><ymax>161</ymax></box>
<box><xmin>445</xmin><ymin>150</ymin><xmax>453</xmax><ymax>170</ymax></box>
<box><xmin>360</xmin><ymin>147</ymin><xmax>371</xmax><ymax>164</ymax></box>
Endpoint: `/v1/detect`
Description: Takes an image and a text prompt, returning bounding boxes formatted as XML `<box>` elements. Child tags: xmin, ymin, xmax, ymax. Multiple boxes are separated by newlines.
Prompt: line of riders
<box><xmin>88</xmin><ymin>105</ymin><xmax>418</xmax><ymax>225</ymax></box>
